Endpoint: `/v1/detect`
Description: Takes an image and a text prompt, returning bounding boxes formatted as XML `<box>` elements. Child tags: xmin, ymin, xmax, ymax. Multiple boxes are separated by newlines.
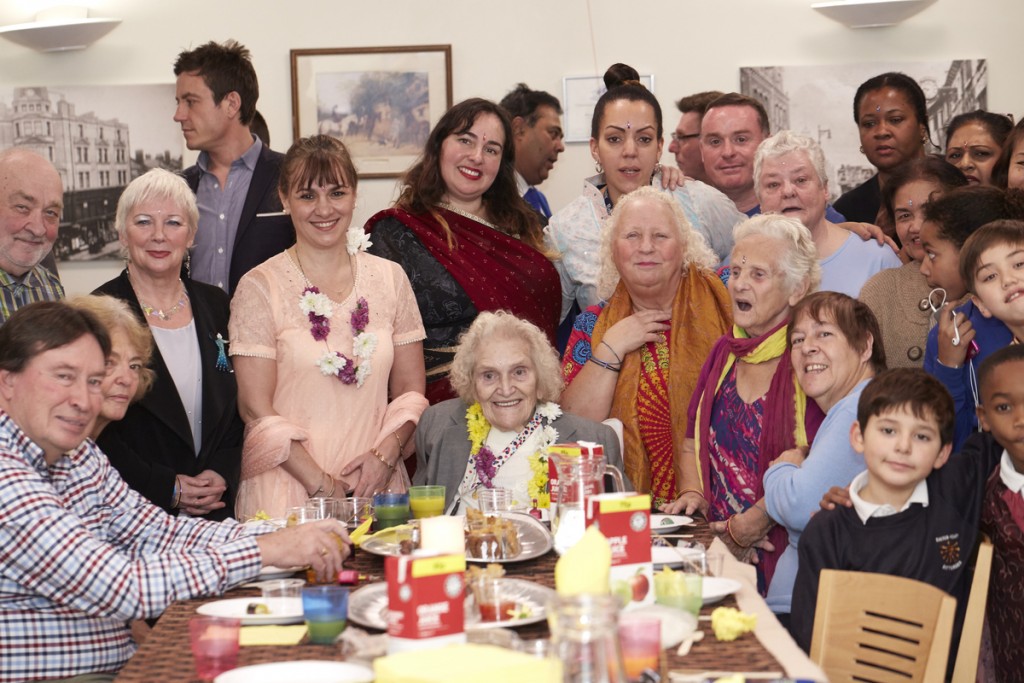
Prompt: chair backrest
<box><xmin>951</xmin><ymin>534</ymin><xmax>993</xmax><ymax>683</ymax></box>
<box><xmin>809</xmin><ymin>569</ymin><xmax>957</xmax><ymax>683</ymax></box>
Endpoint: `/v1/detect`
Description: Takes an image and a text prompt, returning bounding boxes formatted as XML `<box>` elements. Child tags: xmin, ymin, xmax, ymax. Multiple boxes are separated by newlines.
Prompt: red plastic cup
<box><xmin>189</xmin><ymin>615</ymin><xmax>240</xmax><ymax>681</ymax></box>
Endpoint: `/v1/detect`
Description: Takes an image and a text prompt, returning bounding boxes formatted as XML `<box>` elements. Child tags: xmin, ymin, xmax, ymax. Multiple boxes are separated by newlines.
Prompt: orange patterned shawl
<box><xmin>591</xmin><ymin>268</ymin><xmax>731</xmax><ymax>498</ymax></box>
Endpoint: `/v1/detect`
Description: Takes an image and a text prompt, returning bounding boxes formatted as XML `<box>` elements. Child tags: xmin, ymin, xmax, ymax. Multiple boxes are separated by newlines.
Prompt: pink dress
<box><xmin>229</xmin><ymin>251</ymin><xmax>426</xmax><ymax>519</ymax></box>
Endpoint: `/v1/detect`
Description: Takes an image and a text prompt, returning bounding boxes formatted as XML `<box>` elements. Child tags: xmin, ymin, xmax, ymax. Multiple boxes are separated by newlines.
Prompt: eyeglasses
<box><xmin>670</xmin><ymin>132</ymin><xmax>700</xmax><ymax>143</ymax></box>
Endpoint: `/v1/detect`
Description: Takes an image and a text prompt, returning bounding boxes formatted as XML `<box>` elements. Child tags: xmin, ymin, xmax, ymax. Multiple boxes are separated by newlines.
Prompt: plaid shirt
<box><xmin>0</xmin><ymin>412</ymin><xmax>262</xmax><ymax>681</ymax></box>
<box><xmin>0</xmin><ymin>264</ymin><xmax>64</xmax><ymax>325</ymax></box>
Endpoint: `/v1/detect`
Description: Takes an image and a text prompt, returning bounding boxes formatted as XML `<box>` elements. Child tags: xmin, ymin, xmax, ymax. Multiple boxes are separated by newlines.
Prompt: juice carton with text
<box><xmin>385</xmin><ymin>553</ymin><xmax>466</xmax><ymax>654</ymax></box>
<box><xmin>586</xmin><ymin>493</ymin><xmax>654</xmax><ymax>609</ymax></box>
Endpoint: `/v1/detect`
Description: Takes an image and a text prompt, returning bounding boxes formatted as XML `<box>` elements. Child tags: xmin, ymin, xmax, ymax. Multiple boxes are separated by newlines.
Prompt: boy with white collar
<box><xmin>790</xmin><ymin>368</ymin><xmax>1001</xmax><ymax>657</ymax></box>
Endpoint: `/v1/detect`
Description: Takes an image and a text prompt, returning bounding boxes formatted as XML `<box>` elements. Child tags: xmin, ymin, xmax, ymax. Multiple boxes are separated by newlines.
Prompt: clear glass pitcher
<box><xmin>549</xmin><ymin>450</ymin><xmax>625</xmax><ymax>555</ymax></box>
<box><xmin>548</xmin><ymin>594</ymin><xmax>627</xmax><ymax>683</ymax></box>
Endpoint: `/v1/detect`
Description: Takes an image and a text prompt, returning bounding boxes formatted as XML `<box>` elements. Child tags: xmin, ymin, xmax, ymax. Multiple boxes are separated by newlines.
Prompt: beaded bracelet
<box><xmin>588</xmin><ymin>356</ymin><xmax>621</xmax><ymax>373</ymax></box>
<box><xmin>372</xmin><ymin>447</ymin><xmax>397</xmax><ymax>472</ymax></box>
<box><xmin>726</xmin><ymin>516</ymin><xmax>750</xmax><ymax>548</ymax></box>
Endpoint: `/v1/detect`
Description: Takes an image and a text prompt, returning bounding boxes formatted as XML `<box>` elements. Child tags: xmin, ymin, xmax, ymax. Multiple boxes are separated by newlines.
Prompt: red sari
<box><xmin>366</xmin><ymin>206</ymin><xmax>561</xmax><ymax>403</ymax></box>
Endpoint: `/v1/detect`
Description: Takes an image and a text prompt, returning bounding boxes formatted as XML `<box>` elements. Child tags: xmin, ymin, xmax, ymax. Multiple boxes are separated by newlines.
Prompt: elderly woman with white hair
<box><xmin>664</xmin><ymin>213</ymin><xmax>823</xmax><ymax>593</ymax></box>
<box><xmin>754</xmin><ymin>130</ymin><xmax>901</xmax><ymax>297</ymax></box>
<box><xmin>414</xmin><ymin>310</ymin><xmax>623</xmax><ymax>513</ymax></box>
<box><xmin>560</xmin><ymin>186</ymin><xmax>731</xmax><ymax>508</ymax></box>
<box><xmin>94</xmin><ymin>168</ymin><xmax>243</xmax><ymax>520</ymax></box>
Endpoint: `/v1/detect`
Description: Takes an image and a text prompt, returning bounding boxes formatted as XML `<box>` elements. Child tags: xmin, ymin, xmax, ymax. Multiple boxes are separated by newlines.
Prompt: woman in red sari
<box><xmin>366</xmin><ymin>99</ymin><xmax>560</xmax><ymax>404</ymax></box>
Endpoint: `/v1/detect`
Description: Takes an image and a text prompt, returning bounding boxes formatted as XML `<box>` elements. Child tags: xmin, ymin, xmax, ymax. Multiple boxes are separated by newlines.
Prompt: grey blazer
<box><xmin>413</xmin><ymin>398</ymin><xmax>627</xmax><ymax>510</ymax></box>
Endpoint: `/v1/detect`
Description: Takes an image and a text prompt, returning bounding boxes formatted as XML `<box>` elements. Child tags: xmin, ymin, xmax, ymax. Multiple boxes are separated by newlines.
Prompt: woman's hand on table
<box><xmin>177</xmin><ymin>471</ymin><xmax>227</xmax><ymax>515</ymax></box>
<box><xmin>602</xmin><ymin>309</ymin><xmax>672</xmax><ymax>356</ymax></box>
<box><xmin>819</xmin><ymin>485</ymin><xmax>853</xmax><ymax>512</ymax></box>
<box><xmin>341</xmin><ymin>448</ymin><xmax>396</xmax><ymax>497</ymax></box>
<box><xmin>661</xmin><ymin>491</ymin><xmax>708</xmax><ymax>517</ymax></box>
<box><xmin>257</xmin><ymin>519</ymin><xmax>351</xmax><ymax>582</ymax></box>
<box><xmin>936</xmin><ymin>303</ymin><xmax>975</xmax><ymax>369</ymax></box>
<box><xmin>710</xmin><ymin>507</ymin><xmax>774</xmax><ymax>564</ymax></box>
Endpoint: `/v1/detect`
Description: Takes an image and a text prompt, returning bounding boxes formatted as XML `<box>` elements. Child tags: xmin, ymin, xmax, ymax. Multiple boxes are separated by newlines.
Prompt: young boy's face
<box><xmin>977</xmin><ymin>358</ymin><xmax>1024</xmax><ymax>470</ymax></box>
<box><xmin>919</xmin><ymin>220</ymin><xmax>966</xmax><ymax>299</ymax></box>
<box><xmin>851</xmin><ymin>406</ymin><xmax>952</xmax><ymax>498</ymax></box>
<box><xmin>971</xmin><ymin>241</ymin><xmax>1024</xmax><ymax>326</ymax></box>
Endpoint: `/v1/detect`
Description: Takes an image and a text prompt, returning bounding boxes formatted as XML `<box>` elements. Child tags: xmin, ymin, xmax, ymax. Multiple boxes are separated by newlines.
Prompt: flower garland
<box><xmin>295</xmin><ymin>231</ymin><xmax>376</xmax><ymax>387</ymax></box>
<box><xmin>466</xmin><ymin>401</ymin><xmax>561</xmax><ymax>505</ymax></box>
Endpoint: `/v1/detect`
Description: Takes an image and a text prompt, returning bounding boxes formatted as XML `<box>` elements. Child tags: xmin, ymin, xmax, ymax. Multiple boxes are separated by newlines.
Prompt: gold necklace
<box><xmin>129</xmin><ymin>270</ymin><xmax>189</xmax><ymax>321</ymax></box>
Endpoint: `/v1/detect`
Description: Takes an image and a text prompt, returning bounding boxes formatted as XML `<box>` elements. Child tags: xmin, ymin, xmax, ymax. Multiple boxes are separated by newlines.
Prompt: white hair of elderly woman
<box><xmin>752</xmin><ymin>129</ymin><xmax>830</xmax><ymax>201</ymax></box>
<box><xmin>732</xmin><ymin>214</ymin><xmax>822</xmax><ymax>295</ymax></box>
<box><xmin>596</xmin><ymin>185</ymin><xmax>719</xmax><ymax>300</ymax></box>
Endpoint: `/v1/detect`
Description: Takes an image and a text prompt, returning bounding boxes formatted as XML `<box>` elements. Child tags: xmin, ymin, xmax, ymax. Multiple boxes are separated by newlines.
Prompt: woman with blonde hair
<box><xmin>561</xmin><ymin>186</ymin><xmax>731</xmax><ymax>506</ymax></box>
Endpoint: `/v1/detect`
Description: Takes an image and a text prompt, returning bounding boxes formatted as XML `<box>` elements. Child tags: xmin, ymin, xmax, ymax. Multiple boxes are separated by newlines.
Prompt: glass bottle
<box><xmin>548</xmin><ymin>594</ymin><xmax>627</xmax><ymax>683</ymax></box>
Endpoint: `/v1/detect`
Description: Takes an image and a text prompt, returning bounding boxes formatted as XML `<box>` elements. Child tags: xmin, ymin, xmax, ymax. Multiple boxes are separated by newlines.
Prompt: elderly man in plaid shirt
<box><xmin>0</xmin><ymin>301</ymin><xmax>351</xmax><ymax>682</ymax></box>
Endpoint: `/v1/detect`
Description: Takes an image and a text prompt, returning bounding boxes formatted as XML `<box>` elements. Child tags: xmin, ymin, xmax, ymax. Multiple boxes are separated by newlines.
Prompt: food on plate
<box><xmin>249</xmin><ymin>510</ymin><xmax>271</xmax><ymax>522</ymax></box>
<box><xmin>246</xmin><ymin>602</ymin><xmax>271</xmax><ymax>615</ymax></box>
<box><xmin>710</xmin><ymin>606</ymin><xmax>756</xmax><ymax>641</ymax></box>
<box><xmin>465</xmin><ymin>508</ymin><xmax>521</xmax><ymax>560</ymax></box>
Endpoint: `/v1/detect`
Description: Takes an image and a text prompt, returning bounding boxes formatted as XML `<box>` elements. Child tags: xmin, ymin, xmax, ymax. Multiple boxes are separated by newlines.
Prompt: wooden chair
<box><xmin>809</xmin><ymin>569</ymin><xmax>956</xmax><ymax>683</ymax></box>
<box><xmin>951</xmin><ymin>534</ymin><xmax>993</xmax><ymax>683</ymax></box>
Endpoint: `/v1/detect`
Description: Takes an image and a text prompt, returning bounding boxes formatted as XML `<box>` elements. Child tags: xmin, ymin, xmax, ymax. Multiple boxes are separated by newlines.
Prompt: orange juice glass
<box><xmin>409</xmin><ymin>485</ymin><xmax>445</xmax><ymax>518</ymax></box>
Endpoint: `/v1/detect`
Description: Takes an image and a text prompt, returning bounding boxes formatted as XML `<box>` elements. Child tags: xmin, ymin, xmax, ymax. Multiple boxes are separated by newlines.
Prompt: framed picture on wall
<box><xmin>290</xmin><ymin>45</ymin><xmax>452</xmax><ymax>179</ymax></box>
<box><xmin>562</xmin><ymin>74</ymin><xmax>655</xmax><ymax>143</ymax></box>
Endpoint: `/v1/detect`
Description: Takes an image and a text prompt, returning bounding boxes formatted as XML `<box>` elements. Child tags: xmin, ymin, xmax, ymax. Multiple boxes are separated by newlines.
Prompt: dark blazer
<box><xmin>414</xmin><ymin>398</ymin><xmax>627</xmax><ymax>511</ymax></box>
<box><xmin>182</xmin><ymin>143</ymin><xmax>295</xmax><ymax>294</ymax></box>
<box><xmin>93</xmin><ymin>270</ymin><xmax>244</xmax><ymax>521</ymax></box>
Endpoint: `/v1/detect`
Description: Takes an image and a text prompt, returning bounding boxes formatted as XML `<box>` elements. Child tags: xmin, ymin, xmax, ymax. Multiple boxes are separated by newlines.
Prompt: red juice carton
<box><xmin>547</xmin><ymin>441</ymin><xmax>605</xmax><ymax>516</ymax></box>
<box><xmin>586</xmin><ymin>493</ymin><xmax>654</xmax><ymax>609</ymax></box>
<box><xmin>385</xmin><ymin>553</ymin><xmax>467</xmax><ymax>654</ymax></box>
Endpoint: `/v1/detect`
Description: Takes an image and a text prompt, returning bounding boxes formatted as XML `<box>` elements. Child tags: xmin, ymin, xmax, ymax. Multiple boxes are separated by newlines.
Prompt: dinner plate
<box><xmin>702</xmin><ymin>577</ymin><xmax>742</xmax><ymax>605</ymax></box>
<box><xmin>257</xmin><ymin>565</ymin><xmax>303</xmax><ymax>580</ymax></box>
<box><xmin>196</xmin><ymin>596</ymin><xmax>303</xmax><ymax>626</ymax></box>
<box><xmin>650</xmin><ymin>514</ymin><xmax>694</xmax><ymax>534</ymax></box>
<box><xmin>360</xmin><ymin>512</ymin><xmax>553</xmax><ymax>563</ymax></box>
<box><xmin>214</xmin><ymin>661</ymin><xmax>373</xmax><ymax>683</ymax></box>
<box><xmin>651</xmin><ymin>544</ymin><xmax>705</xmax><ymax>569</ymax></box>
<box><xmin>347</xmin><ymin>579</ymin><xmax>555</xmax><ymax>631</ymax></box>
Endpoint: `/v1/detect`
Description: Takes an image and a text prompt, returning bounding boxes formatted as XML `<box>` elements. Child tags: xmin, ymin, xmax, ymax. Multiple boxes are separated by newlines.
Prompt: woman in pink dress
<box><xmin>230</xmin><ymin>136</ymin><xmax>427</xmax><ymax>519</ymax></box>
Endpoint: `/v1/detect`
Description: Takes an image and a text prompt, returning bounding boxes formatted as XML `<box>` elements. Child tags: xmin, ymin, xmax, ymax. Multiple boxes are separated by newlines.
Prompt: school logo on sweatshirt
<box><xmin>936</xmin><ymin>533</ymin><xmax>962</xmax><ymax>570</ymax></box>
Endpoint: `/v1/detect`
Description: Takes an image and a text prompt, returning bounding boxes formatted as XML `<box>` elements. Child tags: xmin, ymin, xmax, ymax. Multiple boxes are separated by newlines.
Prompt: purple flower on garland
<box><xmin>474</xmin><ymin>445</ymin><xmax>497</xmax><ymax>488</ymax></box>
<box><xmin>350</xmin><ymin>297</ymin><xmax>369</xmax><ymax>333</ymax></box>
<box><xmin>299</xmin><ymin>286</ymin><xmax>332</xmax><ymax>341</ymax></box>
<box><xmin>337</xmin><ymin>357</ymin><xmax>358</xmax><ymax>384</ymax></box>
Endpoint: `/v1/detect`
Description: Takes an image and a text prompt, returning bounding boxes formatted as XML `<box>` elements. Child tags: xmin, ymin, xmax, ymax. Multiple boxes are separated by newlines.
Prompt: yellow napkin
<box><xmin>239</xmin><ymin>624</ymin><xmax>308</xmax><ymax>646</ymax></box>
<box><xmin>349</xmin><ymin>516</ymin><xmax>375</xmax><ymax>546</ymax></box>
<box><xmin>554</xmin><ymin>525</ymin><xmax>611</xmax><ymax>595</ymax></box>
<box><xmin>375</xmin><ymin>644</ymin><xmax>560</xmax><ymax>683</ymax></box>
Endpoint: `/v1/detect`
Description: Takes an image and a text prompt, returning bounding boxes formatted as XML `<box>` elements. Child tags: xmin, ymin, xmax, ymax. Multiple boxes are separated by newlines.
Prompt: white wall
<box><xmin>1</xmin><ymin>0</ymin><xmax>1018</xmax><ymax>294</ymax></box>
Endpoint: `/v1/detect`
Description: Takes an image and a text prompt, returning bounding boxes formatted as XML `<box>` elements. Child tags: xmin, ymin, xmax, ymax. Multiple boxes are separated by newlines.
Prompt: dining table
<box><xmin>114</xmin><ymin>518</ymin><xmax>825</xmax><ymax>682</ymax></box>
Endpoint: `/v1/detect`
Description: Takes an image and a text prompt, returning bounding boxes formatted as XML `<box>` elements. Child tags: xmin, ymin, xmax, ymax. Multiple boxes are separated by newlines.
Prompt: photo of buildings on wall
<box><xmin>740</xmin><ymin>60</ymin><xmax>988</xmax><ymax>201</ymax></box>
<box><xmin>0</xmin><ymin>84</ymin><xmax>182</xmax><ymax>262</ymax></box>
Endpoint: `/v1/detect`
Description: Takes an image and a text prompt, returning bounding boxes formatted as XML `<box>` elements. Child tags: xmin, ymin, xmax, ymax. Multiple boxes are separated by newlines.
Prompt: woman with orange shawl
<box><xmin>560</xmin><ymin>186</ymin><xmax>731</xmax><ymax>507</ymax></box>
<box><xmin>663</xmin><ymin>214</ymin><xmax>823</xmax><ymax>593</ymax></box>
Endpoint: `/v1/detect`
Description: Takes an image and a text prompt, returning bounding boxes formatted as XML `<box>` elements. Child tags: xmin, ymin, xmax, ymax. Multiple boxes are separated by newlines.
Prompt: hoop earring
<box><xmin>595</xmin><ymin>161</ymin><xmax>604</xmax><ymax>174</ymax></box>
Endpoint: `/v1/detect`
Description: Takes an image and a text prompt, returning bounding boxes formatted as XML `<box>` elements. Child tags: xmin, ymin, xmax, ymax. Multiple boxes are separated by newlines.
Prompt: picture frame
<box><xmin>562</xmin><ymin>74</ymin><xmax>655</xmax><ymax>143</ymax></box>
<box><xmin>290</xmin><ymin>45</ymin><xmax>453</xmax><ymax>179</ymax></box>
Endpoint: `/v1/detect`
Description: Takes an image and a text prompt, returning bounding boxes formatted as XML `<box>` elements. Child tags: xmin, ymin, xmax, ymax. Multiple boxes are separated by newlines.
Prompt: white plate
<box><xmin>215</xmin><ymin>661</ymin><xmax>373</xmax><ymax>683</ymax></box>
<box><xmin>196</xmin><ymin>597</ymin><xmax>303</xmax><ymax>625</ymax></box>
<box><xmin>347</xmin><ymin>579</ymin><xmax>554</xmax><ymax>631</ymax></box>
<box><xmin>702</xmin><ymin>577</ymin><xmax>742</xmax><ymax>605</ymax></box>
<box><xmin>650</xmin><ymin>514</ymin><xmax>694</xmax><ymax>534</ymax></box>
<box><xmin>258</xmin><ymin>565</ymin><xmax>303</xmax><ymax>580</ymax></box>
<box><xmin>360</xmin><ymin>512</ymin><xmax>553</xmax><ymax>564</ymax></box>
<box><xmin>651</xmin><ymin>545</ymin><xmax>705</xmax><ymax>569</ymax></box>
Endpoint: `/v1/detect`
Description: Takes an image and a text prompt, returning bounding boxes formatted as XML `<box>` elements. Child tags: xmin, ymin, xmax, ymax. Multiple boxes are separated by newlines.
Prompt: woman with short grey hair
<box><xmin>754</xmin><ymin>130</ymin><xmax>901</xmax><ymax>297</ymax></box>
<box><xmin>666</xmin><ymin>213</ymin><xmax>822</xmax><ymax>593</ymax></box>
<box><xmin>415</xmin><ymin>310</ymin><xmax>623</xmax><ymax>513</ymax></box>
